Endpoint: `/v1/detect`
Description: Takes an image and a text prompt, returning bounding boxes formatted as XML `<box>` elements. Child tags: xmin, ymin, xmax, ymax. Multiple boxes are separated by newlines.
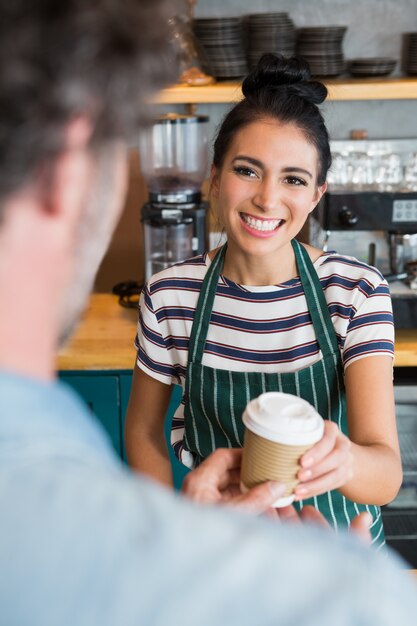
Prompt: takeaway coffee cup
<box><xmin>240</xmin><ymin>392</ymin><xmax>324</xmax><ymax>507</ymax></box>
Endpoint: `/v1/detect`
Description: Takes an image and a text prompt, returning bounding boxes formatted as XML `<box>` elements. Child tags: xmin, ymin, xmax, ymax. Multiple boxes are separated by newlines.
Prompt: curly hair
<box><xmin>0</xmin><ymin>0</ymin><xmax>180</xmax><ymax>205</ymax></box>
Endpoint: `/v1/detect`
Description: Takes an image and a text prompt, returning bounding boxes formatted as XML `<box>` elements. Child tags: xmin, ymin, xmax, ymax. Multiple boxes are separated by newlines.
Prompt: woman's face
<box><xmin>211</xmin><ymin>118</ymin><xmax>327</xmax><ymax>259</ymax></box>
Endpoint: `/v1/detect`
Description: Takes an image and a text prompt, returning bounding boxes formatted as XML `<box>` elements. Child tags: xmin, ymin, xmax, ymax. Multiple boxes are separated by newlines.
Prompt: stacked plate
<box><xmin>193</xmin><ymin>17</ymin><xmax>247</xmax><ymax>79</ymax></box>
<box><xmin>296</xmin><ymin>26</ymin><xmax>347</xmax><ymax>77</ymax></box>
<box><xmin>403</xmin><ymin>33</ymin><xmax>417</xmax><ymax>75</ymax></box>
<box><xmin>348</xmin><ymin>58</ymin><xmax>396</xmax><ymax>77</ymax></box>
<box><xmin>245</xmin><ymin>12</ymin><xmax>296</xmax><ymax>70</ymax></box>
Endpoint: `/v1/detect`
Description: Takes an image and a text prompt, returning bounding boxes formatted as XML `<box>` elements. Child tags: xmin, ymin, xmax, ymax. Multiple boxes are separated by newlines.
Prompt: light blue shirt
<box><xmin>0</xmin><ymin>371</ymin><xmax>416</xmax><ymax>626</ymax></box>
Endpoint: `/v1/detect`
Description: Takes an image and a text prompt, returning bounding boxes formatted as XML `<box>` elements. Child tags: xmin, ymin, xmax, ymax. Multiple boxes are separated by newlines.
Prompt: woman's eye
<box><xmin>285</xmin><ymin>176</ymin><xmax>307</xmax><ymax>186</ymax></box>
<box><xmin>233</xmin><ymin>166</ymin><xmax>257</xmax><ymax>178</ymax></box>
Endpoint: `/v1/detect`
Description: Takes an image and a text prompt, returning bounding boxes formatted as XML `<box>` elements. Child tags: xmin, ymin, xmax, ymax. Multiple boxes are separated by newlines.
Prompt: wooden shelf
<box><xmin>326</xmin><ymin>77</ymin><xmax>417</xmax><ymax>101</ymax></box>
<box><xmin>156</xmin><ymin>82</ymin><xmax>242</xmax><ymax>104</ymax></box>
<box><xmin>155</xmin><ymin>77</ymin><xmax>417</xmax><ymax>105</ymax></box>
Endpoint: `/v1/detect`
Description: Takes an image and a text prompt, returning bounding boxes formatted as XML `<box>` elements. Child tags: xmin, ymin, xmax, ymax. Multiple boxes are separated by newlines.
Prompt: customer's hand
<box><xmin>182</xmin><ymin>447</ymin><xmax>372</xmax><ymax>543</ymax></box>
<box><xmin>181</xmin><ymin>448</ymin><xmax>286</xmax><ymax>514</ymax></box>
<box><xmin>294</xmin><ymin>421</ymin><xmax>353</xmax><ymax>500</ymax></box>
<box><xmin>276</xmin><ymin>503</ymin><xmax>372</xmax><ymax>544</ymax></box>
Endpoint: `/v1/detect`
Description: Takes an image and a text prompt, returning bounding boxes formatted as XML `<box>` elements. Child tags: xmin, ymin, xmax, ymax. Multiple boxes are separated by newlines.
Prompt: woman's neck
<box><xmin>221</xmin><ymin>241</ymin><xmax>298</xmax><ymax>286</ymax></box>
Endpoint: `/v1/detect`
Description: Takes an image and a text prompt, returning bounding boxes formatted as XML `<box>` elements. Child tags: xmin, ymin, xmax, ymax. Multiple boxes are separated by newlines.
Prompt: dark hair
<box><xmin>0</xmin><ymin>0</ymin><xmax>179</xmax><ymax>206</ymax></box>
<box><xmin>213</xmin><ymin>54</ymin><xmax>331</xmax><ymax>185</ymax></box>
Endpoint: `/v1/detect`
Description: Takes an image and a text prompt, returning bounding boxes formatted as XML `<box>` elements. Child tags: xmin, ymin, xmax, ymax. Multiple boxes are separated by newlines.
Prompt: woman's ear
<box><xmin>208</xmin><ymin>163</ymin><xmax>223</xmax><ymax>231</ymax></box>
<box><xmin>309</xmin><ymin>182</ymin><xmax>327</xmax><ymax>213</ymax></box>
<box><xmin>209</xmin><ymin>164</ymin><xmax>219</xmax><ymax>199</ymax></box>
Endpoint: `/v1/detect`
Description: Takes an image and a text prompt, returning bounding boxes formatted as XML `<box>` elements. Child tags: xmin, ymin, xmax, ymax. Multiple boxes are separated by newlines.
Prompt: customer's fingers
<box><xmin>300</xmin><ymin>507</ymin><xmax>371</xmax><ymax>543</ymax></box>
<box><xmin>275</xmin><ymin>505</ymin><xmax>302</xmax><ymax>525</ymax></box>
<box><xmin>202</xmin><ymin>448</ymin><xmax>243</xmax><ymax>478</ymax></box>
<box><xmin>350</xmin><ymin>512</ymin><xmax>372</xmax><ymax>544</ymax></box>
<box><xmin>236</xmin><ymin>481</ymin><xmax>286</xmax><ymax>514</ymax></box>
<box><xmin>298</xmin><ymin>505</ymin><xmax>331</xmax><ymax>528</ymax></box>
<box><xmin>182</xmin><ymin>448</ymin><xmax>242</xmax><ymax>494</ymax></box>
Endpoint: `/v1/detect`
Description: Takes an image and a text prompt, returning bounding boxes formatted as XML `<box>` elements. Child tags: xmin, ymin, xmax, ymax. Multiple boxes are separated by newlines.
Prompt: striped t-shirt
<box><xmin>135</xmin><ymin>250</ymin><xmax>394</xmax><ymax>466</ymax></box>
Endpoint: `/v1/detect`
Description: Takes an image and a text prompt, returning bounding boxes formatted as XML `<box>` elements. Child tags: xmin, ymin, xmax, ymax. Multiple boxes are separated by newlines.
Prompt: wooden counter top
<box><xmin>57</xmin><ymin>294</ymin><xmax>137</xmax><ymax>371</ymax></box>
<box><xmin>57</xmin><ymin>293</ymin><xmax>417</xmax><ymax>371</ymax></box>
<box><xmin>393</xmin><ymin>329</ymin><xmax>417</xmax><ymax>368</ymax></box>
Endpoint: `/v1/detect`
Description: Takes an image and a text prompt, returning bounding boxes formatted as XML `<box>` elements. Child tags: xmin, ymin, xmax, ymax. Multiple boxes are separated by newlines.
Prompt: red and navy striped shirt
<box><xmin>135</xmin><ymin>251</ymin><xmax>394</xmax><ymax>465</ymax></box>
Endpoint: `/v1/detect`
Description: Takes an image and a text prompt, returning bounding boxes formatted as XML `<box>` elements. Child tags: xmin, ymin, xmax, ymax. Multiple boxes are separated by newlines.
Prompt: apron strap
<box><xmin>189</xmin><ymin>244</ymin><xmax>227</xmax><ymax>364</ymax></box>
<box><xmin>291</xmin><ymin>239</ymin><xmax>340</xmax><ymax>357</ymax></box>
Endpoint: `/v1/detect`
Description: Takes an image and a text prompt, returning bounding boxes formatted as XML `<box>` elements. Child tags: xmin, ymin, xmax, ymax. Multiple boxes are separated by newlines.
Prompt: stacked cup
<box><xmin>193</xmin><ymin>17</ymin><xmax>247</xmax><ymax>79</ymax></box>
<box><xmin>403</xmin><ymin>33</ymin><xmax>417</xmax><ymax>75</ymax></box>
<box><xmin>296</xmin><ymin>26</ymin><xmax>347</xmax><ymax>77</ymax></box>
<box><xmin>245</xmin><ymin>12</ymin><xmax>296</xmax><ymax>71</ymax></box>
<box><xmin>241</xmin><ymin>392</ymin><xmax>324</xmax><ymax>507</ymax></box>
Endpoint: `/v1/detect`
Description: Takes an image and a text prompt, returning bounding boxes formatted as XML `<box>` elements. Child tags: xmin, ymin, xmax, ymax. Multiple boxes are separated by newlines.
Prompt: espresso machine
<box><xmin>139</xmin><ymin>113</ymin><xmax>209</xmax><ymax>280</ymax></box>
<box><xmin>312</xmin><ymin>138</ymin><xmax>417</xmax><ymax>329</ymax></box>
<box><xmin>313</xmin><ymin>138</ymin><xmax>417</xmax><ymax>566</ymax></box>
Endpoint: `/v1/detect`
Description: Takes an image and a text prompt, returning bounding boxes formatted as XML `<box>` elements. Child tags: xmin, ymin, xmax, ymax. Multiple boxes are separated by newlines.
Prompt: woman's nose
<box><xmin>253</xmin><ymin>177</ymin><xmax>280</xmax><ymax>212</ymax></box>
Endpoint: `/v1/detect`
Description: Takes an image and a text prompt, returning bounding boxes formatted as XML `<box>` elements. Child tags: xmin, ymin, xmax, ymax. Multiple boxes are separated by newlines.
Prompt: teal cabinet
<box><xmin>119</xmin><ymin>373</ymin><xmax>133</xmax><ymax>462</ymax></box>
<box><xmin>60</xmin><ymin>371</ymin><xmax>189</xmax><ymax>489</ymax></box>
<box><xmin>59</xmin><ymin>372</ymin><xmax>122</xmax><ymax>455</ymax></box>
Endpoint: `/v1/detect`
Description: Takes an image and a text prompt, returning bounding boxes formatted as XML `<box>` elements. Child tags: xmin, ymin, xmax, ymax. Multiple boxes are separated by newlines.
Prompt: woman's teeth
<box><xmin>241</xmin><ymin>213</ymin><xmax>283</xmax><ymax>232</ymax></box>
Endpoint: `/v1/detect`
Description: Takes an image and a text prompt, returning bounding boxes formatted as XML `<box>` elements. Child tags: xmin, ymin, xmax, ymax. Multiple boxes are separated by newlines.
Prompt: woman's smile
<box><xmin>239</xmin><ymin>212</ymin><xmax>285</xmax><ymax>237</ymax></box>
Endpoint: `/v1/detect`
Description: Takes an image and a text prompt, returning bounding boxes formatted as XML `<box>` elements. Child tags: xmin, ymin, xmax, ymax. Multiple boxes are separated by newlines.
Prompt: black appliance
<box><xmin>314</xmin><ymin>189</ymin><xmax>417</xmax><ymax>329</ymax></box>
<box><xmin>139</xmin><ymin>113</ymin><xmax>209</xmax><ymax>280</ymax></box>
<box><xmin>313</xmin><ymin>137</ymin><xmax>417</xmax><ymax>329</ymax></box>
<box><xmin>312</xmin><ymin>138</ymin><xmax>417</xmax><ymax>566</ymax></box>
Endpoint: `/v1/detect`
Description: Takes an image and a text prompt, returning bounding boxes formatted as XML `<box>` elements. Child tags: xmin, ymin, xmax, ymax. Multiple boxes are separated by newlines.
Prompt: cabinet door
<box><xmin>59</xmin><ymin>374</ymin><xmax>122</xmax><ymax>458</ymax></box>
<box><xmin>120</xmin><ymin>375</ymin><xmax>189</xmax><ymax>489</ymax></box>
<box><xmin>120</xmin><ymin>373</ymin><xmax>133</xmax><ymax>463</ymax></box>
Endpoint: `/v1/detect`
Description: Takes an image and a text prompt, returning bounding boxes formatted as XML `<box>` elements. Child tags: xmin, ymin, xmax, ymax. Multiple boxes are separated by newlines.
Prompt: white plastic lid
<box><xmin>242</xmin><ymin>392</ymin><xmax>324</xmax><ymax>446</ymax></box>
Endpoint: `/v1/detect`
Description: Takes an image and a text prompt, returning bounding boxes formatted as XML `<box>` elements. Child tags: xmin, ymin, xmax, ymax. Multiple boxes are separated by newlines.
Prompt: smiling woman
<box><xmin>210</xmin><ymin>119</ymin><xmax>326</xmax><ymax>284</ymax></box>
<box><xmin>125</xmin><ymin>54</ymin><xmax>402</xmax><ymax>550</ymax></box>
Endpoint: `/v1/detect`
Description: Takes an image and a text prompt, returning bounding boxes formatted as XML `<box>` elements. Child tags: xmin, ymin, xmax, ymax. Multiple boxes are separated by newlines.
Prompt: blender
<box><xmin>139</xmin><ymin>112</ymin><xmax>209</xmax><ymax>280</ymax></box>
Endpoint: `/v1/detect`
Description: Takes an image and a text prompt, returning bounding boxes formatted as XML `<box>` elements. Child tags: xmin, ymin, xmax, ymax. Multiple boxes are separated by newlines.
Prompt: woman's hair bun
<box><xmin>242</xmin><ymin>53</ymin><xmax>328</xmax><ymax>105</ymax></box>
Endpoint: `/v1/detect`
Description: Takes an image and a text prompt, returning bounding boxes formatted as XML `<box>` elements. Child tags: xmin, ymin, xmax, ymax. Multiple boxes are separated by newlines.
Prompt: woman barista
<box><xmin>125</xmin><ymin>54</ymin><xmax>402</xmax><ymax>547</ymax></box>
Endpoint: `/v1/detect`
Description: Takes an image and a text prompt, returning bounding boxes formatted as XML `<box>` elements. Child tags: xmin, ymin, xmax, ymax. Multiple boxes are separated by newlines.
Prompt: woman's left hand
<box><xmin>294</xmin><ymin>421</ymin><xmax>354</xmax><ymax>500</ymax></box>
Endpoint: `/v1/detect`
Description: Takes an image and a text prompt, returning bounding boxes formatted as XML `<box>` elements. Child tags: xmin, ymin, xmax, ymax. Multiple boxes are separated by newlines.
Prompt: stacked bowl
<box><xmin>245</xmin><ymin>12</ymin><xmax>296</xmax><ymax>70</ymax></box>
<box><xmin>193</xmin><ymin>17</ymin><xmax>247</xmax><ymax>79</ymax></box>
<box><xmin>296</xmin><ymin>26</ymin><xmax>347</xmax><ymax>77</ymax></box>
<box><xmin>348</xmin><ymin>58</ymin><xmax>396</xmax><ymax>77</ymax></box>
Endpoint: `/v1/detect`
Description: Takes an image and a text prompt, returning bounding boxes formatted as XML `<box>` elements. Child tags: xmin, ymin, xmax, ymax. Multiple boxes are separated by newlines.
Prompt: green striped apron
<box><xmin>183</xmin><ymin>240</ymin><xmax>384</xmax><ymax>548</ymax></box>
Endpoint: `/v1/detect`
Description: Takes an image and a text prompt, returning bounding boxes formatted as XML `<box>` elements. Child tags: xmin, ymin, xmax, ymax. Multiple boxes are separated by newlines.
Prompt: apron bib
<box><xmin>183</xmin><ymin>240</ymin><xmax>384</xmax><ymax>547</ymax></box>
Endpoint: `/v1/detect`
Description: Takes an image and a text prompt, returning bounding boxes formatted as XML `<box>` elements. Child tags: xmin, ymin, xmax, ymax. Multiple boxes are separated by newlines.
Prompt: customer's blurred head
<box><xmin>0</xmin><ymin>0</ymin><xmax>178</xmax><ymax>342</ymax></box>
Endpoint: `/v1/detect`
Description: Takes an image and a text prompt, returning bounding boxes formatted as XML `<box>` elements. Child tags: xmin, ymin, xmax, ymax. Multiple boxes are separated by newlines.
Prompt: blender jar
<box><xmin>139</xmin><ymin>113</ymin><xmax>209</xmax><ymax>202</ymax></box>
